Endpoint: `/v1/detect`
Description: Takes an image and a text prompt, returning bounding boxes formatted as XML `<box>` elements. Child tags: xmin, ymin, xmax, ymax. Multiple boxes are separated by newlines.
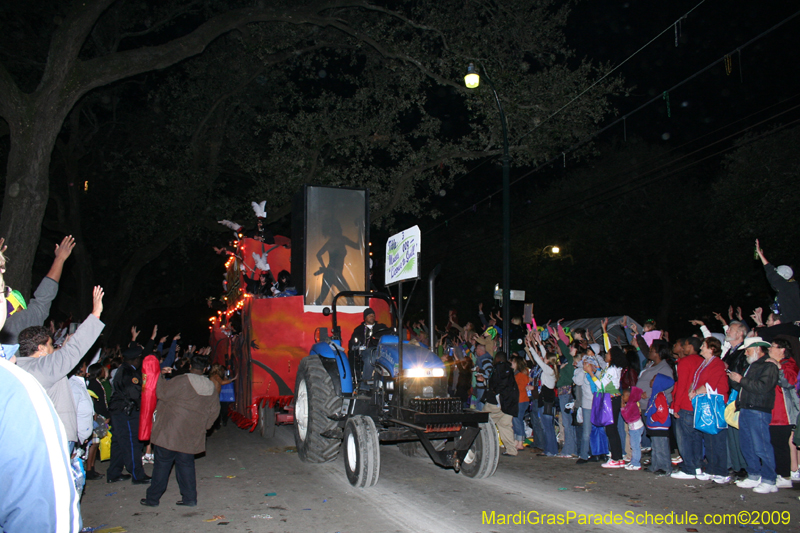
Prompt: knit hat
<box><xmin>777</xmin><ymin>265</ymin><xmax>793</xmax><ymax>280</ymax></box>
<box><xmin>363</xmin><ymin>307</ymin><xmax>376</xmax><ymax>320</ymax></box>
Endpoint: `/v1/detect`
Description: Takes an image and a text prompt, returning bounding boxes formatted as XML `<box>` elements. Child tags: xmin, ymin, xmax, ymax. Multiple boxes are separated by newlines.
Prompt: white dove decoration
<box><xmin>252</xmin><ymin>251</ymin><xmax>270</xmax><ymax>272</ymax></box>
<box><xmin>218</xmin><ymin>219</ymin><xmax>242</xmax><ymax>232</ymax></box>
<box><xmin>251</xmin><ymin>201</ymin><xmax>267</xmax><ymax>219</ymax></box>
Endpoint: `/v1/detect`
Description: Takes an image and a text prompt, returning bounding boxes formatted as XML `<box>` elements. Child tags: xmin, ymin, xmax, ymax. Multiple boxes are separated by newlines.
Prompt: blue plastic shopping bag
<box><xmin>220</xmin><ymin>382</ymin><xmax>235</xmax><ymax>403</ymax></box>
<box><xmin>692</xmin><ymin>384</ymin><xmax>727</xmax><ymax>435</ymax></box>
<box><xmin>590</xmin><ymin>424</ymin><xmax>609</xmax><ymax>456</ymax></box>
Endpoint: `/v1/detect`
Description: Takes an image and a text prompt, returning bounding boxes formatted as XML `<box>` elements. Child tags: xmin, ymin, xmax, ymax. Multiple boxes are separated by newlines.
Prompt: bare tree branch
<box><xmin>324</xmin><ymin>19</ymin><xmax>463</xmax><ymax>91</ymax></box>
<box><xmin>117</xmin><ymin>1</ymin><xmax>205</xmax><ymax>43</ymax></box>
<box><xmin>338</xmin><ymin>1</ymin><xmax>450</xmax><ymax>51</ymax></box>
<box><xmin>37</xmin><ymin>0</ymin><xmax>118</xmax><ymax>93</ymax></box>
<box><xmin>378</xmin><ymin>149</ymin><xmax>498</xmax><ymax>220</ymax></box>
<box><xmin>0</xmin><ymin>61</ymin><xmax>23</xmax><ymax>120</ymax></box>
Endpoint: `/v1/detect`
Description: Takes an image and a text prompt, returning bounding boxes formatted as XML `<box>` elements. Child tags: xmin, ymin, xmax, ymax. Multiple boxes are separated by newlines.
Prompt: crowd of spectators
<box><xmin>430</xmin><ymin>240</ymin><xmax>800</xmax><ymax>495</ymax></box>
<box><xmin>0</xmin><ymin>237</ymin><xmax>234</xmax><ymax>532</ymax></box>
<box><xmin>2</xmin><ymin>231</ymin><xmax>798</xmax><ymax>531</ymax></box>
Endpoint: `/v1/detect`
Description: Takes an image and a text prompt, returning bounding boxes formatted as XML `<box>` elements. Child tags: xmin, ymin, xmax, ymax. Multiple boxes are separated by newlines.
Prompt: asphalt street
<box><xmin>81</xmin><ymin>424</ymin><xmax>800</xmax><ymax>533</ymax></box>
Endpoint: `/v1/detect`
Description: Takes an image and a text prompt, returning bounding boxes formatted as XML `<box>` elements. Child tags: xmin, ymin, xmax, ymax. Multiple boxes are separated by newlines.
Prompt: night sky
<box><xmin>1</xmin><ymin>0</ymin><xmax>798</xmax><ymax>344</ymax></box>
<box><xmin>397</xmin><ymin>0</ymin><xmax>800</xmax><ymax>334</ymax></box>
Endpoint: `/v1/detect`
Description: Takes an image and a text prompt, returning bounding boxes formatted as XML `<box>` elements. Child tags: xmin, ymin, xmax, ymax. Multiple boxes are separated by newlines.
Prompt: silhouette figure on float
<box><xmin>313</xmin><ymin>218</ymin><xmax>360</xmax><ymax>306</ymax></box>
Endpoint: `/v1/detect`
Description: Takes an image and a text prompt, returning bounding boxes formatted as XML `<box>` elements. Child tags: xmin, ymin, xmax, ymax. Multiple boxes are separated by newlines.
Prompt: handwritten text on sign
<box><xmin>385</xmin><ymin>225</ymin><xmax>421</xmax><ymax>285</ymax></box>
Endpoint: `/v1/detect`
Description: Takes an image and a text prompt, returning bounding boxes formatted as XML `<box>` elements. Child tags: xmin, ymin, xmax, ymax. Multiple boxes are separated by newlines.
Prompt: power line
<box><xmin>515</xmin><ymin>118</ymin><xmax>800</xmax><ymax>233</ymax></box>
<box><xmin>515</xmin><ymin>0</ymin><xmax>708</xmax><ymax>145</ymax></box>
<box><xmin>433</xmin><ymin>111</ymin><xmax>800</xmax><ymax>261</ymax></box>
<box><xmin>425</xmin><ymin>9</ymin><xmax>800</xmax><ymax>234</ymax></box>
<box><xmin>426</xmin><ymin>1</ymin><xmax>711</xmax><ymax>231</ymax></box>
<box><xmin>512</xmin><ymin>100</ymin><xmax>800</xmax><ymax>224</ymax></box>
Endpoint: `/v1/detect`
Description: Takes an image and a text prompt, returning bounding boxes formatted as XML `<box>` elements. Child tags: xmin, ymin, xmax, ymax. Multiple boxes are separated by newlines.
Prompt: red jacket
<box><xmin>672</xmin><ymin>354</ymin><xmax>703</xmax><ymax>413</ymax></box>
<box><xmin>690</xmin><ymin>356</ymin><xmax>729</xmax><ymax>402</ymax></box>
<box><xmin>770</xmin><ymin>357</ymin><xmax>799</xmax><ymax>426</ymax></box>
<box><xmin>138</xmin><ymin>354</ymin><xmax>160</xmax><ymax>440</ymax></box>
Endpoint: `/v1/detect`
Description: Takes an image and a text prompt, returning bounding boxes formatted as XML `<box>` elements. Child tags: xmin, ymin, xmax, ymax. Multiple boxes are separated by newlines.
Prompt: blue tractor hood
<box><xmin>371</xmin><ymin>335</ymin><xmax>444</xmax><ymax>378</ymax></box>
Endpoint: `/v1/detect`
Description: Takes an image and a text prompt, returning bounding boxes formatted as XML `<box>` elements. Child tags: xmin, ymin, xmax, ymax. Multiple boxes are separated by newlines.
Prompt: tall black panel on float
<box><xmin>291</xmin><ymin>186</ymin><xmax>370</xmax><ymax>306</ymax></box>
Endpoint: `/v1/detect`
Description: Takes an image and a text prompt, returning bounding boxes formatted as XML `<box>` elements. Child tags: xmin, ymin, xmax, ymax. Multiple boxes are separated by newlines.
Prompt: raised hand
<box><xmin>689</xmin><ymin>319</ymin><xmax>704</xmax><ymax>327</ymax></box>
<box><xmin>750</xmin><ymin>307</ymin><xmax>764</xmax><ymax>327</ymax></box>
<box><xmin>131</xmin><ymin>326</ymin><xmax>140</xmax><ymax>341</ymax></box>
<box><xmin>712</xmin><ymin>312</ymin><xmax>727</xmax><ymax>326</ymax></box>
<box><xmin>736</xmin><ymin>307</ymin><xmax>743</xmax><ymax>321</ymax></box>
<box><xmin>91</xmin><ymin>286</ymin><xmax>104</xmax><ymax>318</ymax></box>
<box><xmin>54</xmin><ymin>235</ymin><xmax>76</xmax><ymax>262</ymax></box>
<box><xmin>755</xmin><ymin>238</ymin><xmax>767</xmax><ymax>264</ymax></box>
<box><xmin>601</xmin><ymin>317</ymin><xmax>609</xmax><ymax>332</ymax></box>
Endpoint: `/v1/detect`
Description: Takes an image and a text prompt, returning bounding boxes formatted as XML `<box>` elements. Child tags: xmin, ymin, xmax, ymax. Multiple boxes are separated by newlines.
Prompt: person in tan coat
<box><xmin>140</xmin><ymin>355</ymin><xmax>219</xmax><ymax>507</ymax></box>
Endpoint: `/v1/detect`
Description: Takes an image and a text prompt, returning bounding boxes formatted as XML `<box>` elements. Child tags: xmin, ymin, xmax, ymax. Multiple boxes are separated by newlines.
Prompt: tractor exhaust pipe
<box><xmin>428</xmin><ymin>264</ymin><xmax>441</xmax><ymax>346</ymax></box>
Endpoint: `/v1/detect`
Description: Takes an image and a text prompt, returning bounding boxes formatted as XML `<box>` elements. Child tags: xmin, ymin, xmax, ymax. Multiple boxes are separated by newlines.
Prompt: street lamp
<box><xmin>465</xmin><ymin>62</ymin><xmax>511</xmax><ymax>332</ymax></box>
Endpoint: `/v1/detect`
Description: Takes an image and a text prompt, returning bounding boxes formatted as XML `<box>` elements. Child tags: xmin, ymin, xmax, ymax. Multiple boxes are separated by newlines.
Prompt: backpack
<box><xmin>644</xmin><ymin>391</ymin><xmax>671</xmax><ymax>430</ymax></box>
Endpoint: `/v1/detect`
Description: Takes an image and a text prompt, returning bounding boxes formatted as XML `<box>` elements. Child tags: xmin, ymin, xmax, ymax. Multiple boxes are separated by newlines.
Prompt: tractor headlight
<box><xmin>404</xmin><ymin>368</ymin><xmax>445</xmax><ymax>378</ymax></box>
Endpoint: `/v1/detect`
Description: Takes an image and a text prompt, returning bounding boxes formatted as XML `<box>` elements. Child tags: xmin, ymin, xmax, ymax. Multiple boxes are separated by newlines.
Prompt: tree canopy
<box><xmin>0</xmin><ymin>0</ymin><xmax>622</xmax><ymax>340</ymax></box>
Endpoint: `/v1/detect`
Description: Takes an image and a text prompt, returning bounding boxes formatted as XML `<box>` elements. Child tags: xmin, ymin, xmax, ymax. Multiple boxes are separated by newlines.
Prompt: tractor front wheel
<box><xmin>460</xmin><ymin>421</ymin><xmax>499</xmax><ymax>479</ymax></box>
<box><xmin>343</xmin><ymin>415</ymin><xmax>381</xmax><ymax>487</ymax></box>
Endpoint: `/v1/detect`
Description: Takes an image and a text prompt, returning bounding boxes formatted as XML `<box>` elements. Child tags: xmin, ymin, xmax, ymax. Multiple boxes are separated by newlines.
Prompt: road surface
<box><xmin>81</xmin><ymin>424</ymin><xmax>799</xmax><ymax>532</ymax></box>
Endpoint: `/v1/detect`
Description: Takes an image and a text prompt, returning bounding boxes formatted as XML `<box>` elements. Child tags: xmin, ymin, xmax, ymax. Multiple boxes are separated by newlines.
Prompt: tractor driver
<box><xmin>349</xmin><ymin>308</ymin><xmax>387</xmax><ymax>354</ymax></box>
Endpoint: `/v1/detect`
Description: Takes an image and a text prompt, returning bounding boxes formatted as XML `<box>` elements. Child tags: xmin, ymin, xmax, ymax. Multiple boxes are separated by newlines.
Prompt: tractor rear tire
<box><xmin>460</xmin><ymin>421</ymin><xmax>499</xmax><ymax>479</ymax></box>
<box><xmin>258</xmin><ymin>402</ymin><xmax>276</xmax><ymax>439</ymax></box>
<box><xmin>343</xmin><ymin>415</ymin><xmax>381</xmax><ymax>488</ymax></box>
<box><xmin>293</xmin><ymin>356</ymin><xmax>341</xmax><ymax>463</ymax></box>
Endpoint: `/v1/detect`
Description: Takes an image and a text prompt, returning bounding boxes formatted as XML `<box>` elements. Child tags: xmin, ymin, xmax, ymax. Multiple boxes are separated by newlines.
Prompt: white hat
<box><xmin>776</xmin><ymin>265</ymin><xmax>793</xmax><ymax>280</ymax></box>
<box><xmin>742</xmin><ymin>336</ymin><xmax>770</xmax><ymax>350</ymax></box>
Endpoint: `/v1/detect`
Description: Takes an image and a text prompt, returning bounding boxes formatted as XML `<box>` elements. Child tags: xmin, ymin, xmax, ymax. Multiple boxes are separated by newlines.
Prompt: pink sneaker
<box><xmin>601</xmin><ymin>459</ymin><xmax>625</xmax><ymax>469</ymax></box>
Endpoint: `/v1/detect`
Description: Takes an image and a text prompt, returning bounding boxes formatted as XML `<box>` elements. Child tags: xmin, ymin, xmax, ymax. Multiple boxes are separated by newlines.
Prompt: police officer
<box><xmin>107</xmin><ymin>346</ymin><xmax>150</xmax><ymax>484</ymax></box>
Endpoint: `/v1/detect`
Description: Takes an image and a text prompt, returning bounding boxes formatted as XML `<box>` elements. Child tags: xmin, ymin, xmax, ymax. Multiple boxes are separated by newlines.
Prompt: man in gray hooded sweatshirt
<box><xmin>141</xmin><ymin>354</ymin><xmax>219</xmax><ymax>507</ymax></box>
<box><xmin>15</xmin><ymin>286</ymin><xmax>105</xmax><ymax>449</ymax></box>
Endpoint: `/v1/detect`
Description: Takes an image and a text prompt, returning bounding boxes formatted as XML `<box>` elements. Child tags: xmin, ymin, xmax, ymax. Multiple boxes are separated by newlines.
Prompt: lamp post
<box><xmin>465</xmin><ymin>62</ymin><xmax>511</xmax><ymax>333</ymax></box>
